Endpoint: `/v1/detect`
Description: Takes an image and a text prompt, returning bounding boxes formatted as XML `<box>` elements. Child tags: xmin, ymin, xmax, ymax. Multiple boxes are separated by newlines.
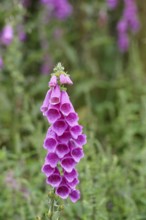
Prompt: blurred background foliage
<box><xmin>0</xmin><ymin>0</ymin><xmax>146</xmax><ymax>219</ymax></box>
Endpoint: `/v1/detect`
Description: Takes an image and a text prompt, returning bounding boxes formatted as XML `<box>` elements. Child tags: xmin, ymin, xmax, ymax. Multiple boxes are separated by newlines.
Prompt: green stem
<box><xmin>49</xmin><ymin>189</ymin><xmax>55</xmax><ymax>220</ymax></box>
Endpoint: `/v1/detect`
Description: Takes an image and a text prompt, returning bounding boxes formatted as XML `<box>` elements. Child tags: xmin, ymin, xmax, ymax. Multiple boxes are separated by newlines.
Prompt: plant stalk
<box><xmin>49</xmin><ymin>189</ymin><xmax>55</xmax><ymax>220</ymax></box>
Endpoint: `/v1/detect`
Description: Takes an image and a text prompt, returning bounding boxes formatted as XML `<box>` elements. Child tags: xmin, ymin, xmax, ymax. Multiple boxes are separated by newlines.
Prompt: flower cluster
<box><xmin>40</xmin><ymin>0</ymin><xmax>72</xmax><ymax>20</ymax></box>
<box><xmin>40</xmin><ymin>63</ymin><xmax>86</xmax><ymax>203</ymax></box>
<box><xmin>107</xmin><ymin>0</ymin><xmax>140</xmax><ymax>52</ymax></box>
<box><xmin>117</xmin><ymin>0</ymin><xmax>140</xmax><ymax>52</ymax></box>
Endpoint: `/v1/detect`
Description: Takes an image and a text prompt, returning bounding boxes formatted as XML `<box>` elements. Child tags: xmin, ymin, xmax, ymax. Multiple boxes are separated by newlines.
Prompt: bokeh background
<box><xmin>1</xmin><ymin>0</ymin><xmax>146</xmax><ymax>219</ymax></box>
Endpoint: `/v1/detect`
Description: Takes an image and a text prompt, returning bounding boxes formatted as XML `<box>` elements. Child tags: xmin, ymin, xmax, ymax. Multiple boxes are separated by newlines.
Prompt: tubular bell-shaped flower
<box><xmin>40</xmin><ymin>63</ymin><xmax>87</xmax><ymax>202</ymax></box>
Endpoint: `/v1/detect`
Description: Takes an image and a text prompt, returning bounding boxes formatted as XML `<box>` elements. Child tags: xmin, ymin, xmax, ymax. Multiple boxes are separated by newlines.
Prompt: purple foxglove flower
<box><xmin>123</xmin><ymin>0</ymin><xmax>140</xmax><ymax>33</ymax></box>
<box><xmin>40</xmin><ymin>63</ymin><xmax>87</xmax><ymax>202</ymax></box>
<box><xmin>60</xmin><ymin>74</ymin><xmax>73</xmax><ymax>85</ymax></box>
<box><xmin>43</xmin><ymin>132</ymin><xmax>57</xmax><ymax>151</ymax></box>
<box><xmin>46</xmin><ymin>127</ymin><xmax>57</xmax><ymax>136</ymax></box>
<box><xmin>46</xmin><ymin>107</ymin><xmax>61</xmax><ymax>124</ymax></box>
<box><xmin>56</xmin><ymin>143</ymin><xmax>70</xmax><ymax>158</ymax></box>
<box><xmin>40</xmin><ymin>89</ymin><xmax>52</xmax><ymax>114</ymax></box>
<box><xmin>59</xmin><ymin>131</ymin><xmax>71</xmax><ymax>144</ymax></box>
<box><xmin>54</xmin><ymin>0</ymin><xmax>72</xmax><ymax>20</ymax></box>
<box><xmin>66</xmin><ymin>112</ymin><xmax>79</xmax><ymax>127</ymax></box>
<box><xmin>67</xmin><ymin>177</ymin><xmax>79</xmax><ymax>189</ymax></box>
<box><xmin>71</xmin><ymin>148</ymin><xmax>84</xmax><ymax>163</ymax></box>
<box><xmin>50</xmin><ymin>85</ymin><xmax>61</xmax><ymax>105</ymax></box>
<box><xmin>75</xmin><ymin>134</ymin><xmax>87</xmax><ymax>146</ymax></box>
<box><xmin>128</xmin><ymin>15</ymin><xmax>140</xmax><ymax>33</ymax></box>
<box><xmin>1</xmin><ymin>24</ymin><xmax>13</xmax><ymax>46</ymax></box>
<box><xmin>52</xmin><ymin>119</ymin><xmax>68</xmax><ymax>136</ymax></box>
<box><xmin>68</xmin><ymin>139</ymin><xmax>78</xmax><ymax>150</ymax></box>
<box><xmin>56</xmin><ymin>184</ymin><xmax>70</xmax><ymax>199</ymax></box>
<box><xmin>41</xmin><ymin>164</ymin><xmax>55</xmax><ymax>176</ymax></box>
<box><xmin>107</xmin><ymin>0</ymin><xmax>140</xmax><ymax>52</ymax></box>
<box><xmin>61</xmin><ymin>157</ymin><xmax>76</xmax><ymax>172</ymax></box>
<box><xmin>46</xmin><ymin>152</ymin><xmax>59</xmax><ymax>168</ymax></box>
<box><xmin>0</xmin><ymin>57</ymin><xmax>3</xmax><ymax>70</ymax></box>
<box><xmin>117</xmin><ymin>19</ymin><xmax>128</xmax><ymax>33</ymax></box>
<box><xmin>69</xmin><ymin>190</ymin><xmax>80</xmax><ymax>203</ymax></box>
<box><xmin>70</xmin><ymin>125</ymin><xmax>83</xmax><ymax>139</ymax></box>
<box><xmin>49</xmin><ymin>75</ymin><xmax>57</xmax><ymax>87</ymax></box>
<box><xmin>47</xmin><ymin>173</ymin><xmax>62</xmax><ymax>187</ymax></box>
<box><xmin>60</xmin><ymin>91</ymin><xmax>73</xmax><ymax>116</ymax></box>
<box><xmin>65</xmin><ymin>75</ymin><xmax>73</xmax><ymax>84</ymax></box>
<box><xmin>64</xmin><ymin>169</ymin><xmax>78</xmax><ymax>182</ymax></box>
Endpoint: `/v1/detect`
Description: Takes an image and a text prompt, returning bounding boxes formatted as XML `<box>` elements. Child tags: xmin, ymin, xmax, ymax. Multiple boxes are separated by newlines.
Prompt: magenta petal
<box><xmin>61</xmin><ymin>157</ymin><xmax>75</xmax><ymax>172</ymax></box>
<box><xmin>47</xmin><ymin>174</ymin><xmax>61</xmax><ymax>187</ymax></box>
<box><xmin>60</xmin><ymin>176</ymin><xmax>67</xmax><ymax>185</ymax></box>
<box><xmin>60</xmin><ymin>91</ymin><xmax>70</xmax><ymax>104</ymax></box>
<box><xmin>60</xmin><ymin>91</ymin><xmax>73</xmax><ymax>116</ymax></box>
<box><xmin>60</xmin><ymin>74</ymin><xmax>68</xmax><ymax>84</ymax></box>
<box><xmin>75</xmin><ymin>134</ymin><xmax>87</xmax><ymax>146</ymax></box>
<box><xmin>52</xmin><ymin>120</ymin><xmax>68</xmax><ymax>136</ymax></box>
<box><xmin>49</xmin><ymin>75</ymin><xmax>57</xmax><ymax>87</ymax></box>
<box><xmin>64</xmin><ymin>169</ymin><xmax>78</xmax><ymax>182</ymax></box>
<box><xmin>61</xmin><ymin>103</ymin><xmax>72</xmax><ymax>116</ymax></box>
<box><xmin>70</xmin><ymin>125</ymin><xmax>83</xmax><ymax>139</ymax></box>
<box><xmin>59</xmin><ymin>131</ymin><xmax>71</xmax><ymax>144</ymax></box>
<box><xmin>46</xmin><ymin>108</ymin><xmax>61</xmax><ymax>123</ymax></box>
<box><xmin>67</xmin><ymin>178</ymin><xmax>79</xmax><ymax>189</ymax></box>
<box><xmin>56</xmin><ymin>143</ymin><xmax>70</xmax><ymax>158</ymax></box>
<box><xmin>40</xmin><ymin>89</ymin><xmax>52</xmax><ymax>113</ymax></box>
<box><xmin>56</xmin><ymin>184</ymin><xmax>70</xmax><ymax>199</ymax></box>
<box><xmin>68</xmin><ymin>139</ymin><xmax>77</xmax><ymax>150</ymax></box>
<box><xmin>69</xmin><ymin>190</ymin><xmax>80</xmax><ymax>203</ymax></box>
<box><xmin>65</xmin><ymin>75</ymin><xmax>73</xmax><ymax>85</ymax></box>
<box><xmin>46</xmin><ymin>153</ymin><xmax>59</xmax><ymax>168</ymax></box>
<box><xmin>41</xmin><ymin>164</ymin><xmax>54</xmax><ymax>176</ymax></box>
<box><xmin>60</xmin><ymin>74</ymin><xmax>73</xmax><ymax>85</ymax></box>
<box><xmin>43</xmin><ymin>136</ymin><xmax>57</xmax><ymax>152</ymax></box>
<box><xmin>66</xmin><ymin>112</ymin><xmax>79</xmax><ymax>126</ymax></box>
<box><xmin>46</xmin><ymin>127</ymin><xmax>56</xmax><ymax>136</ymax></box>
<box><xmin>50</xmin><ymin>85</ymin><xmax>61</xmax><ymax>105</ymax></box>
<box><xmin>71</xmin><ymin>148</ymin><xmax>84</xmax><ymax>162</ymax></box>
<box><xmin>53</xmin><ymin>167</ymin><xmax>60</xmax><ymax>175</ymax></box>
<box><xmin>49</xmin><ymin>103</ymin><xmax>60</xmax><ymax>110</ymax></box>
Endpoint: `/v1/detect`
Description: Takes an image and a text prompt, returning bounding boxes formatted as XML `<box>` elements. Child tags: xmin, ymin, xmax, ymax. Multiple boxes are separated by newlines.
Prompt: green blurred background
<box><xmin>0</xmin><ymin>0</ymin><xmax>146</xmax><ymax>219</ymax></box>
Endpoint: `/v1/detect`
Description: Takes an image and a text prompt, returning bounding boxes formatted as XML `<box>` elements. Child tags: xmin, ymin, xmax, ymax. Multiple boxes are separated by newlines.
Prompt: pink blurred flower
<box><xmin>1</xmin><ymin>24</ymin><xmax>13</xmax><ymax>46</ymax></box>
